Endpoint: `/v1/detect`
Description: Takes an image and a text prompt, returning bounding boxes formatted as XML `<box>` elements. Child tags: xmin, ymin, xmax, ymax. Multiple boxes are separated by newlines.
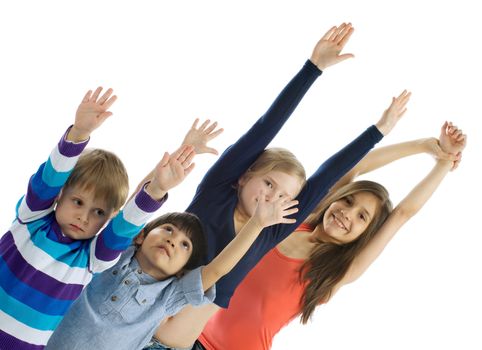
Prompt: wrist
<box><xmin>144</xmin><ymin>182</ymin><xmax>167</xmax><ymax>201</ymax></box>
<box><xmin>435</xmin><ymin>158</ymin><xmax>453</xmax><ymax>171</ymax></box>
<box><xmin>419</xmin><ymin>137</ymin><xmax>437</xmax><ymax>153</ymax></box>
<box><xmin>246</xmin><ymin>216</ymin><xmax>265</xmax><ymax>234</ymax></box>
<box><xmin>374</xmin><ymin>122</ymin><xmax>388</xmax><ymax>136</ymax></box>
<box><xmin>67</xmin><ymin>126</ymin><xmax>90</xmax><ymax>142</ymax></box>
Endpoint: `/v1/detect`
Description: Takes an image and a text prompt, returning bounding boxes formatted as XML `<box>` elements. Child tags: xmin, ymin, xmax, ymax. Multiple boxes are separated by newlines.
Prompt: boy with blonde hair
<box><xmin>0</xmin><ymin>87</ymin><xmax>195</xmax><ymax>349</ymax></box>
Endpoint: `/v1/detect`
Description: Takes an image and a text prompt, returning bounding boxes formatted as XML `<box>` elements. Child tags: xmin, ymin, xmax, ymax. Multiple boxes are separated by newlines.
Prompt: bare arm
<box><xmin>332</xmin><ymin>137</ymin><xmax>457</xmax><ymax>193</ymax></box>
<box><xmin>201</xmin><ymin>194</ymin><xmax>298</xmax><ymax>291</ymax></box>
<box><xmin>338</xmin><ymin>158</ymin><xmax>452</xmax><ymax>288</ymax></box>
<box><xmin>336</xmin><ymin>122</ymin><xmax>466</xmax><ymax>289</ymax></box>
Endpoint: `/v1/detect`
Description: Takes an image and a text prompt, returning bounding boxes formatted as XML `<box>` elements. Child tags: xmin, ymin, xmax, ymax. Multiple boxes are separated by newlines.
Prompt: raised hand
<box><xmin>421</xmin><ymin>138</ymin><xmax>459</xmax><ymax>162</ymax></box>
<box><xmin>252</xmin><ymin>191</ymin><xmax>299</xmax><ymax>228</ymax></box>
<box><xmin>439</xmin><ymin>121</ymin><xmax>466</xmax><ymax>154</ymax></box>
<box><xmin>182</xmin><ymin>118</ymin><xmax>224</xmax><ymax>155</ymax></box>
<box><xmin>439</xmin><ymin>121</ymin><xmax>466</xmax><ymax>170</ymax></box>
<box><xmin>310</xmin><ymin>22</ymin><xmax>355</xmax><ymax>70</ymax></box>
<box><xmin>69</xmin><ymin>87</ymin><xmax>117</xmax><ymax>142</ymax></box>
<box><xmin>146</xmin><ymin>145</ymin><xmax>196</xmax><ymax>200</ymax></box>
<box><xmin>375</xmin><ymin>90</ymin><xmax>411</xmax><ymax>136</ymax></box>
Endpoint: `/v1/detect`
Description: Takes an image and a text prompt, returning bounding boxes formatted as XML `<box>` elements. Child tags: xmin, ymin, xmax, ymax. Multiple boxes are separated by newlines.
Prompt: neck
<box><xmin>278</xmin><ymin>230</ymin><xmax>318</xmax><ymax>259</ymax></box>
<box><xmin>233</xmin><ymin>207</ymin><xmax>250</xmax><ymax>234</ymax></box>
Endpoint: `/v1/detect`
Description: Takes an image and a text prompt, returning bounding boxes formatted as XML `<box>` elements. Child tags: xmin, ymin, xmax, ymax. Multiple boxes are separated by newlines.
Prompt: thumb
<box><xmin>337</xmin><ymin>53</ymin><xmax>355</xmax><ymax>62</ymax></box>
<box><xmin>441</xmin><ymin>121</ymin><xmax>449</xmax><ymax>134</ymax></box>
<box><xmin>158</xmin><ymin>152</ymin><xmax>170</xmax><ymax>167</ymax></box>
<box><xmin>437</xmin><ymin>149</ymin><xmax>459</xmax><ymax>161</ymax></box>
<box><xmin>205</xmin><ymin>147</ymin><xmax>219</xmax><ymax>155</ymax></box>
<box><xmin>98</xmin><ymin>111</ymin><xmax>113</xmax><ymax>121</ymax></box>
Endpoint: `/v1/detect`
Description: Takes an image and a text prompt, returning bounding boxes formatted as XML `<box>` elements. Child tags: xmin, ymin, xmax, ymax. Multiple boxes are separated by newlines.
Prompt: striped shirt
<box><xmin>0</xmin><ymin>128</ymin><xmax>165</xmax><ymax>349</ymax></box>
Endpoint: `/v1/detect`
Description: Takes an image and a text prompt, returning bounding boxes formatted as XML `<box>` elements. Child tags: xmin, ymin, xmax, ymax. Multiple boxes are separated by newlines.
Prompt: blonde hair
<box><xmin>240</xmin><ymin>147</ymin><xmax>306</xmax><ymax>187</ymax></box>
<box><xmin>299</xmin><ymin>180</ymin><xmax>392</xmax><ymax>324</ymax></box>
<box><xmin>63</xmin><ymin>148</ymin><xmax>129</xmax><ymax>211</ymax></box>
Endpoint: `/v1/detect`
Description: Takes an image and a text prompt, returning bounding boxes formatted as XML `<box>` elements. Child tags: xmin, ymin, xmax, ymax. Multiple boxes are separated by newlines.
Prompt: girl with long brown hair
<box><xmin>197</xmin><ymin>121</ymin><xmax>465</xmax><ymax>350</ymax></box>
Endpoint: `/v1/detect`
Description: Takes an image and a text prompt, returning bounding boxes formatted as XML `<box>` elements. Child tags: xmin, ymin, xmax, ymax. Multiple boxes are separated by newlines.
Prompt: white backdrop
<box><xmin>1</xmin><ymin>1</ymin><xmax>481</xmax><ymax>349</ymax></box>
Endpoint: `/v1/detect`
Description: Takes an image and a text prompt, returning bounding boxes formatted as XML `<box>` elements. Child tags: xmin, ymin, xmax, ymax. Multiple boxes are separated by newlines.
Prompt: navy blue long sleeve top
<box><xmin>185</xmin><ymin>60</ymin><xmax>383</xmax><ymax>307</ymax></box>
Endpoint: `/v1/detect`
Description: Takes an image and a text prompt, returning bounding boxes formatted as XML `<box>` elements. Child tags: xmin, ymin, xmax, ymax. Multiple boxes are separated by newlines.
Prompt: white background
<box><xmin>1</xmin><ymin>1</ymin><xmax>481</xmax><ymax>349</ymax></box>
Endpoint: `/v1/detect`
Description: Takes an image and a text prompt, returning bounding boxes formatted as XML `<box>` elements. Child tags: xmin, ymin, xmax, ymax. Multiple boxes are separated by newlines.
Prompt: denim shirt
<box><xmin>46</xmin><ymin>246</ymin><xmax>215</xmax><ymax>350</ymax></box>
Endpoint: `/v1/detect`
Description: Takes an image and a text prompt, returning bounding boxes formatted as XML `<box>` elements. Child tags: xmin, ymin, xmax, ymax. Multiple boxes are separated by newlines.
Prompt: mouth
<box><xmin>333</xmin><ymin>214</ymin><xmax>348</xmax><ymax>231</ymax></box>
<box><xmin>157</xmin><ymin>245</ymin><xmax>171</xmax><ymax>258</ymax></box>
<box><xmin>69</xmin><ymin>224</ymin><xmax>84</xmax><ymax>232</ymax></box>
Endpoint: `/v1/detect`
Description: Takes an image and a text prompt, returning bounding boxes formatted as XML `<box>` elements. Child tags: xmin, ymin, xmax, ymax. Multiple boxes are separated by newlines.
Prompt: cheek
<box><xmin>92</xmin><ymin>216</ymin><xmax>109</xmax><ymax>228</ymax></box>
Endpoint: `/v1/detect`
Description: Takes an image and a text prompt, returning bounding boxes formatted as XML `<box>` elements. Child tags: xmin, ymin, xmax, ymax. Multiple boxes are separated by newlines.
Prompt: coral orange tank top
<box><xmin>199</xmin><ymin>224</ymin><xmax>313</xmax><ymax>350</ymax></box>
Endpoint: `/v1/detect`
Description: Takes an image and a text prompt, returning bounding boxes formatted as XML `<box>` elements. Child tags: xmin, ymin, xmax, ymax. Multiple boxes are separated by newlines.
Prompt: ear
<box><xmin>134</xmin><ymin>230</ymin><xmax>146</xmax><ymax>246</ymax></box>
<box><xmin>109</xmin><ymin>210</ymin><xmax>119</xmax><ymax>220</ymax></box>
<box><xmin>238</xmin><ymin>173</ymin><xmax>248</xmax><ymax>187</ymax></box>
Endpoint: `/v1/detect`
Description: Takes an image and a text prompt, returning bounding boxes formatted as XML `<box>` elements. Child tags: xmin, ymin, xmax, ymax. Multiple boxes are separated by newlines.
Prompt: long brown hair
<box><xmin>298</xmin><ymin>181</ymin><xmax>392</xmax><ymax>324</ymax></box>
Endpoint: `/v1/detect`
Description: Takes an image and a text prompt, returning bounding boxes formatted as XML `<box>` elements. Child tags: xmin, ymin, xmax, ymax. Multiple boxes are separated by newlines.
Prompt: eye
<box><xmin>182</xmin><ymin>241</ymin><xmax>191</xmax><ymax>250</ymax></box>
<box><xmin>264</xmin><ymin>180</ymin><xmax>273</xmax><ymax>189</ymax></box>
<box><xmin>163</xmin><ymin>226</ymin><xmax>173</xmax><ymax>235</ymax></box>
<box><xmin>344</xmin><ymin>196</ymin><xmax>353</xmax><ymax>205</ymax></box>
<box><xmin>73</xmin><ymin>198</ymin><xmax>82</xmax><ymax>206</ymax></box>
<box><xmin>359</xmin><ymin>213</ymin><xmax>367</xmax><ymax>222</ymax></box>
<box><xmin>94</xmin><ymin>209</ymin><xmax>106</xmax><ymax>217</ymax></box>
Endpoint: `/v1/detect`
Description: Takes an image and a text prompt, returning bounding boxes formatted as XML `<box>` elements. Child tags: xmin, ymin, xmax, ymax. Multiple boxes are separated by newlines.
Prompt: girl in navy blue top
<box><xmin>144</xmin><ymin>22</ymin><xmax>409</xmax><ymax>349</ymax></box>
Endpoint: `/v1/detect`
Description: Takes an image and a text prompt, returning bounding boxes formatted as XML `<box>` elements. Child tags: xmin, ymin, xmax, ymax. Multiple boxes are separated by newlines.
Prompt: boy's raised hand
<box><xmin>439</xmin><ymin>121</ymin><xmax>466</xmax><ymax>170</ymax></box>
<box><xmin>310</xmin><ymin>22</ymin><xmax>355</xmax><ymax>71</ymax></box>
<box><xmin>182</xmin><ymin>118</ymin><xmax>224</xmax><ymax>155</ymax></box>
<box><xmin>375</xmin><ymin>90</ymin><xmax>411</xmax><ymax>136</ymax></box>
<box><xmin>145</xmin><ymin>145</ymin><xmax>196</xmax><ymax>200</ymax></box>
<box><xmin>252</xmin><ymin>191</ymin><xmax>299</xmax><ymax>228</ymax></box>
<box><xmin>69</xmin><ymin>87</ymin><xmax>117</xmax><ymax>142</ymax></box>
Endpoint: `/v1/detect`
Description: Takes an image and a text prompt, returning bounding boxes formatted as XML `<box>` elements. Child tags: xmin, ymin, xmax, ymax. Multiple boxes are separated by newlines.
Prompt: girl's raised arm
<box><xmin>337</xmin><ymin>123</ymin><xmax>466</xmax><ymax>290</ymax></box>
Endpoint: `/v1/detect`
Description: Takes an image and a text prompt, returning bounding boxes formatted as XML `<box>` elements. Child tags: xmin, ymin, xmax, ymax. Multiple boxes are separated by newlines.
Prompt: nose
<box><xmin>78</xmin><ymin>210</ymin><xmax>89</xmax><ymax>223</ymax></box>
<box><xmin>340</xmin><ymin>209</ymin><xmax>351</xmax><ymax>221</ymax></box>
<box><xmin>166</xmin><ymin>239</ymin><xmax>175</xmax><ymax>248</ymax></box>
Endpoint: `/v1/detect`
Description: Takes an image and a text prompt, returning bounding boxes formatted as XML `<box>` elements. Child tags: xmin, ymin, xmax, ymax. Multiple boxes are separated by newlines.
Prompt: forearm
<box><xmin>397</xmin><ymin>159</ymin><xmax>452</xmax><ymax>217</ymax></box>
<box><xmin>92</xmin><ymin>185</ymin><xmax>166</xmax><ymax>269</ymax></box>
<box><xmin>202</xmin><ymin>218</ymin><xmax>264</xmax><ymax>290</ymax></box>
<box><xmin>18</xmin><ymin>127</ymin><xmax>88</xmax><ymax>222</ymax></box>
<box><xmin>202</xmin><ymin>60</ymin><xmax>321</xmax><ymax>185</ymax></box>
<box><xmin>354</xmin><ymin>138</ymin><xmax>433</xmax><ymax>177</ymax></box>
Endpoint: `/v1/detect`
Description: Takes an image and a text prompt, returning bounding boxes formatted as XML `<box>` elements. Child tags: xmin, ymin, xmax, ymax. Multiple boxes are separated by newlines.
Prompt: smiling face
<box><xmin>314</xmin><ymin>191</ymin><xmax>381</xmax><ymax>244</ymax></box>
<box><xmin>55</xmin><ymin>185</ymin><xmax>114</xmax><ymax>240</ymax></box>
<box><xmin>134</xmin><ymin>223</ymin><xmax>193</xmax><ymax>280</ymax></box>
<box><xmin>236</xmin><ymin>170</ymin><xmax>304</xmax><ymax>220</ymax></box>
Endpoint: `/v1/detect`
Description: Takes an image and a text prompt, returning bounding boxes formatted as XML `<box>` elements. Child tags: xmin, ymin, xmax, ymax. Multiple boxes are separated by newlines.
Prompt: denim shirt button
<box><xmin>112</xmin><ymin>270</ymin><xmax>118</xmax><ymax>275</ymax></box>
<box><xmin>137</xmin><ymin>269</ymin><xmax>142</xmax><ymax>274</ymax></box>
<box><xmin>142</xmin><ymin>299</ymin><xmax>147</xmax><ymax>304</ymax></box>
<box><xmin>124</xmin><ymin>280</ymin><xmax>131</xmax><ymax>285</ymax></box>
<box><xmin>111</xmin><ymin>295</ymin><xmax>118</xmax><ymax>302</ymax></box>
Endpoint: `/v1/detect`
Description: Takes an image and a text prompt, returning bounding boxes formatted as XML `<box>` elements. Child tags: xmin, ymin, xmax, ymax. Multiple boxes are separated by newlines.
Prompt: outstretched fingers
<box><xmin>82</xmin><ymin>90</ymin><xmax>93</xmax><ymax>103</ymax></box>
<box><xmin>322</xmin><ymin>26</ymin><xmax>337</xmax><ymax>41</ymax></box>
<box><xmin>395</xmin><ymin>90</ymin><xmax>411</xmax><ymax>107</ymax></box>
<box><xmin>277</xmin><ymin>198</ymin><xmax>299</xmax><ymax>224</ymax></box>
<box><xmin>336</xmin><ymin>23</ymin><xmax>354</xmax><ymax>47</ymax></box>
<box><xmin>174</xmin><ymin>145</ymin><xmax>196</xmax><ymax>169</ymax></box>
